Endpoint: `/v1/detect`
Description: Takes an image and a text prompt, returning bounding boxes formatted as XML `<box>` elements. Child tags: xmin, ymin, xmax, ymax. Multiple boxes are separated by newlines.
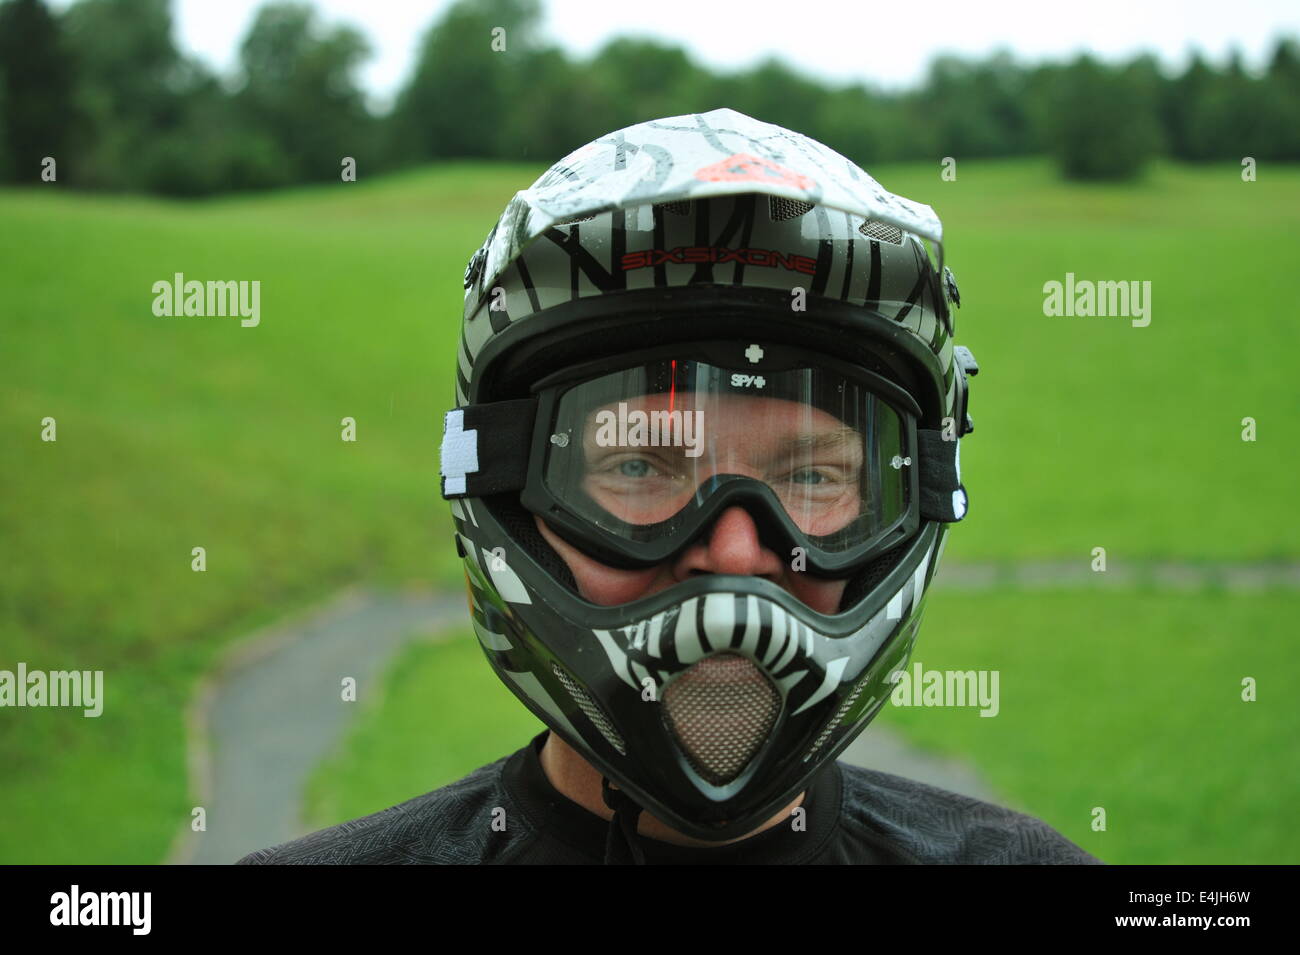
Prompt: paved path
<box><xmin>169</xmin><ymin>588</ymin><xmax>467</xmax><ymax>865</ymax></box>
<box><xmin>172</xmin><ymin>560</ymin><xmax>1299</xmax><ymax>863</ymax></box>
<box><xmin>936</xmin><ymin>559</ymin><xmax>1300</xmax><ymax>591</ymax></box>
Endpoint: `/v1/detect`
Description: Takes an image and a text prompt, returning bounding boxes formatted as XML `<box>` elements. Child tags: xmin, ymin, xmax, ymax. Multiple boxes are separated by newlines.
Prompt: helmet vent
<box><xmin>803</xmin><ymin>670</ymin><xmax>874</xmax><ymax>761</ymax></box>
<box><xmin>554</xmin><ymin>211</ymin><xmax>597</xmax><ymax>226</ymax></box>
<box><xmin>859</xmin><ymin>219</ymin><xmax>904</xmax><ymax>244</ymax></box>
<box><xmin>769</xmin><ymin>195</ymin><xmax>815</xmax><ymax>221</ymax></box>
<box><xmin>659</xmin><ymin>199</ymin><xmax>692</xmax><ymax>216</ymax></box>
<box><xmin>838</xmin><ymin>541</ymin><xmax>907</xmax><ymax>612</ymax></box>
<box><xmin>662</xmin><ymin>653</ymin><xmax>780</xmax><ymax>786</ymax></box>
<box><xmin>552</xmin><ymin>662</ymin><xmax>627</xmax><ymax>755</ymax></box>
<box><xmin>485</xmin><ymin>494</ymin><xmax>578</xmax><ymax>594</ymax></box>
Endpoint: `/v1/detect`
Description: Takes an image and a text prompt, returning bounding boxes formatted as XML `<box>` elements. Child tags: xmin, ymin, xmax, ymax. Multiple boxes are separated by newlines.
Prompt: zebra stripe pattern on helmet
<box><xmin>453</xmin><ymin>108</ymin><xmax>957</xmax><ymax>416</ymax></box>
<box><xmin>454</xmin><ymin>215</ymin><xmax>952</xmax><ymax>408</ymax></box>
<box><xmin>590</xmin><ymin>538</ymin><xmax>937</xmax><ymax>717</ymax></box>
<box><xmin>463</xmin><ymin>107</ymin><xmax>943</xmax><ymax>324</ymax></box>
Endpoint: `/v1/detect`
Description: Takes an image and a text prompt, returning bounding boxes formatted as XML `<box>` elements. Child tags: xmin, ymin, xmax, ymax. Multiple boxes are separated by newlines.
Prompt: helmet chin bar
<box><xmin>476</xmin><ymin>522</ymin><xmax>943</xmax><ymax>843</ymax></box>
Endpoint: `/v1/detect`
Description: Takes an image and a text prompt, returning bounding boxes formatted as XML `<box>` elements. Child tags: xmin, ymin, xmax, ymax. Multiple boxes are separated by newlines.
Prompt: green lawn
<box><xmin>2</xmin><ymin>158</ymin><xmax>1297</xmax><ymax>862</ymax></box>
<box><xmin>882</xmin><ymin>586</ymin><xmax>1299</xmax><ymax>864</ymax></box>
<box><xmin>303</xmin><ymin>632</ymin><xmax>544</xmax><ymax>832</ymax></box>
<box><xmin>1</xmin><ymin>164</ymin><xmax>531</xmax><ymax>862</ymax></box>
<box><xmin>874</xmin><ymin>160</ymin><xmax>1300</xmax><ymax>562</ymax></box>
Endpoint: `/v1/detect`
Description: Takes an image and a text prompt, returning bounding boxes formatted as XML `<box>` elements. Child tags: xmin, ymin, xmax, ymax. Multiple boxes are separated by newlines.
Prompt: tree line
<box><xmin>1</xmin><ymin>0</ymin><xmax>1297</xmax><ymax>195</ymax></box>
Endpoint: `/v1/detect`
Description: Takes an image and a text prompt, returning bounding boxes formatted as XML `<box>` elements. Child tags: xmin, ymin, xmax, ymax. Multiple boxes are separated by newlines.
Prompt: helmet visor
<box><xmin>536</xmin><ymin>356</ymin><xmax>914</xmax><ymax>567</ymax></box>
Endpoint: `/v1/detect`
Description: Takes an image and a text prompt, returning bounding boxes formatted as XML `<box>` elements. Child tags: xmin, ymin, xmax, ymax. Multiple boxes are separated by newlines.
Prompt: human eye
<box><xmin>583</xmin><ymin>452</ymin><xmax>692</xmax><ymax>525</ymax></box>
<box><xmin>789</xmin><ymin>466</ymin><xmax>835</xmax><ymax>485</ymax></box>
<box><xmin>614</xmin><ymin>457</ymin><xmax>658</xmax><ymax>479</ymax></box>
<box><xmin>780</xmin><ymin>463</ymin><xmax>853</xmax><ymax>496</ymax></box>
<box><xmin>589</xmin><ymin>452</ymin><xmax>678</xmax><ymax>487</ymax></box>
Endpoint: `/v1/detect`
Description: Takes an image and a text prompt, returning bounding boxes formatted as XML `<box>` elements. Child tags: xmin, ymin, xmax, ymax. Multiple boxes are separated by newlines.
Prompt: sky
<box><xmin>52</xmin><ymin>0</ymin><xmax>1300</xmax><ymax>111</ymax></box>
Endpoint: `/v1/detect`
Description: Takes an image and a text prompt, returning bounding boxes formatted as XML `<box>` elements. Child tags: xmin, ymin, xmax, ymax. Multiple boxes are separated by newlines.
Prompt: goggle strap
<box><xmin>917</xmin><ymin>429</ymin><xmax>968</xmax><ymax>522</ymax></box>
<box><xmin>440</xmin><ymin>399</ymin><xmax>537</xmax><ymax>498</ymax></box>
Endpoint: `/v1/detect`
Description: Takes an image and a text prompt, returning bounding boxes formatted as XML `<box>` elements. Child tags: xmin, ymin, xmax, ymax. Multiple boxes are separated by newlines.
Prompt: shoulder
<box><xmin>236</xmin><ymin>755</ymin><xmax>516</xmax><ymax>865</ymax></box>
<box><xmin>835</xmin><ymin>761</ymin><xmax>1103</xmax><ymax>865</ymax></box>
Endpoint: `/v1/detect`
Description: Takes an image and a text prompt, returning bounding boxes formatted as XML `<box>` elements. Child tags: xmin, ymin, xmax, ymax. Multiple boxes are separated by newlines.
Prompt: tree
<box><xmin>724</xmin><ymin>57</ymin><xmax>829</xmax><ymax>141</ymax></box>
<box><xmin>1190</xmin><ymin>47</ymin><xmax>1268</xmax><ymax>161</ymax></box>
<box><xmin>389</xmin><ymin>0</ymin><xmax>544</xmax><ymax>162</ymax></box>
<box><xmin>60</xmin><ymin>0</ymin><xmax>187</xmax><ymax>189</ymax></box>
<box><xmin>814</xmin><ymin>82</ymin><xmax>908</xmax><ymax>167</ymax></box>
<box><xmin>498</xmin><ymin>45</ymin><xmax>606</xmax><ymax>163</ymax></box>
<box><xmin>584</xmin><ymin>37</ymin><xmax>712</xmax><ymax>134</ymax></box>
<box><xmin>1163</xmin><ymin>51</ymin><xmax>1215</xmax><ymax>159</ymax></box>
<box><xmin>1043</xmin><ymin>54</ymin><xmax>1160</xmax><ymax>180</ymax></box>
<box><xmin>913</xmin><ymin>51</ymin><xmax>1032</xmax><ymax>159</ymax></box>
<box><xmin>235</xmin><ymin>2</ymin><xmax>375</xmax><ymax>184</ymax></box>
<box><xmin>1259</xmin><ymin>37</ymin><xmax>1300</xmax><ymax>159</ymax></box>
<box><xmin>0</xmin><ymin>0</ymin><xmax>76</xmax><ymax>183</ymax></box>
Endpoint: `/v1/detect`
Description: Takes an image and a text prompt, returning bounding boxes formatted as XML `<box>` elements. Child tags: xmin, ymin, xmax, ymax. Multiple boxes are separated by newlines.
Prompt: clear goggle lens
<box><xmin>541</xmin><ymin>359</ymin><xmax>910</xmax><ymax>555</ymax></box>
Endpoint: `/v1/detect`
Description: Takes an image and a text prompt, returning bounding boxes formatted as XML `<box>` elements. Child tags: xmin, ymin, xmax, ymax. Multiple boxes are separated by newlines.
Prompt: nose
<box><xmin>673</xmin><ymin>506</ymin><xmax>786</xmax><ymax>580</ymax></box>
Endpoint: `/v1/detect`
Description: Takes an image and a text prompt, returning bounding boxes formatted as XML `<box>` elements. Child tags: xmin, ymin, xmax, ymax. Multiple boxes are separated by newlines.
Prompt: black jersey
<box><xmin>238</xmin><ymin>731</ymin><xmax>1101</xmax><ymax>865</ymax></box>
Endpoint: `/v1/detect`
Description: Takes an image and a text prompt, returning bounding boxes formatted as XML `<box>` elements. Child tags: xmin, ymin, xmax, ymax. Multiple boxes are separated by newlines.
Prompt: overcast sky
<box><xmin>54</xmin><ymin>0</ymin><xmax>1300</xmax><ymax>110</ymax></box>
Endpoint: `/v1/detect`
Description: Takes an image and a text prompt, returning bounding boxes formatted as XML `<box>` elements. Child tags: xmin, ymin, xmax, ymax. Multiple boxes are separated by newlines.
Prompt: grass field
<box><xmin>3</xmin><ymin>158</ymin><xmax>1298</xmax><ymax>863</ymax></box>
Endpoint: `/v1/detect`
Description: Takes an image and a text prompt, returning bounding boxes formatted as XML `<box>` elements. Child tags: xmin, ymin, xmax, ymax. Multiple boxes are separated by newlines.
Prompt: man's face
<box><xmin>535</xmin><ymin>391</ymin><xmax>854</xmax><ymax>614</ymax></box>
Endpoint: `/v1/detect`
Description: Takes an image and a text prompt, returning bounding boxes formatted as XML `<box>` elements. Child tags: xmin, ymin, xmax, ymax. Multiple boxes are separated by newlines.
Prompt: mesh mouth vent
<box><xmin>552</xmin><ymin>662</ymin><xmax>626</xmax><ymax>755</ymax></box>
<box><xmin>662</xmin><ymin>653</ymin><xmax>780</xmax><ymax>786</ymax></box>
<box><xmin>659</xmin><ymin>199</ymin><xmax>692</xmax><ymax>216</ymax></box>
<box><xmin>859</xmin><ymin>219</ymin><xmax>904</xmax><ymax>244</ymax></box>
<box><xmin>769</xmin><ymin>195</ymin><xmax>815</xmax><ymax>220</ymax></box>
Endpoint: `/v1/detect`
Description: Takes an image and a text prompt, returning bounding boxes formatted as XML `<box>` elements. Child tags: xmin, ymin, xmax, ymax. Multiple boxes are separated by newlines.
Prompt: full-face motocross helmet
<box><xmin>439</xmin><ymin>107</ymin><xmax>980</xmax><ymax>845</ymax></box>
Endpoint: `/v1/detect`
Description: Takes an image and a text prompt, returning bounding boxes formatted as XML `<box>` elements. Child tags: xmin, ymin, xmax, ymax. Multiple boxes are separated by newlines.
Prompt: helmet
<box><xmin>439</xmin><ymin>107</ymin><xmax>979</xmax><ymax>842</ymax></box>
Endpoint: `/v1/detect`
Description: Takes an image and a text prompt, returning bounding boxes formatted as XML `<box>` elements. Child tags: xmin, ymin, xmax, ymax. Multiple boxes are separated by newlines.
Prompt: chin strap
<box><xmin>601</xmin><ymin>777</ymin><xmax>647</xmax><ymax>866</ymax></box>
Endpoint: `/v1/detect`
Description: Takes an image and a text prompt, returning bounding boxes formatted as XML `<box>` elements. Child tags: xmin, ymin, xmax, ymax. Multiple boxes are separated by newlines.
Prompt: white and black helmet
<box><xmin>440</xmin><ymin>107</ymin><xmax>979</xmax><ymax>842</ymax></box>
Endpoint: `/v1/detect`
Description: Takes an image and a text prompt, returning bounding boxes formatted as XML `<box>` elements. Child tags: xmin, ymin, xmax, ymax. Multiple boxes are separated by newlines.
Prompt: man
<box><xmin>239</xmin><ymin>107</ymin><xmax>1100</xmax><ymax>865</ymax></box>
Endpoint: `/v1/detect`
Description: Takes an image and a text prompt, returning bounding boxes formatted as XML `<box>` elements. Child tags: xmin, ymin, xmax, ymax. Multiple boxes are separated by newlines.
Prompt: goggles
<box><xmin>443</xmin><ymin>341</ymin><xmax>936</xmax><ymax>578</ymax></box>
